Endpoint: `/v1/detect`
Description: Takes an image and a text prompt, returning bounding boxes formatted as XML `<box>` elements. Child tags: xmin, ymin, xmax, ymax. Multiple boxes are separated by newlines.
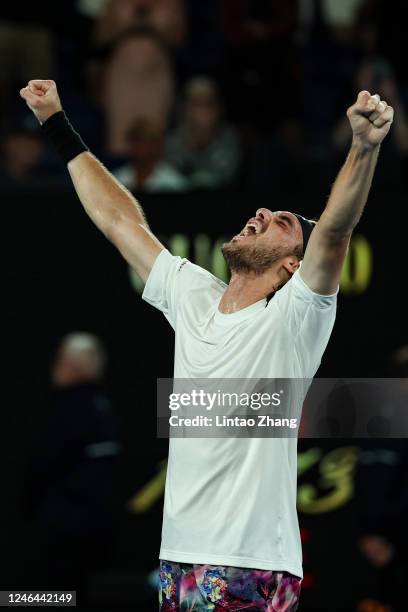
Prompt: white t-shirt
<box><xmin>142</xmin><ymin>248</ymin><xmax>338</xmax><ymax>578</ymax></box>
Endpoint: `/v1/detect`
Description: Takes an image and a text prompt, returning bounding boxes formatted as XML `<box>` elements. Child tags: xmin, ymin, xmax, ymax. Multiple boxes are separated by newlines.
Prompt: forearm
<box><xmin>320</xmin><ymin>141</ymin><xmax>380</xmax><ymax>235</ymax></box>
<box><xmin>67</xmin><ymin>151</ymin><xmax>148</xmax><ymax>239</ymax></box>
<box><xmin>19</xmin><ymin>80</ymin><xmax>164</xmax><ymax>281</ymax></box>
<box><xmin>300</xmin><ymin>90</ymin><xmax>392</xmax><ymax>295</ymax></box>
<box><xmin>67</xmin><ymin>151</ymin><xmax>163</xmax><ymax>280</ymax></box>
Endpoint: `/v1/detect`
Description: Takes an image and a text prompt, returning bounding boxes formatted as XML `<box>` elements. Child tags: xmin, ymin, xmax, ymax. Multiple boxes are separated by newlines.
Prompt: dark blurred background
<box><xmin>1</xmin><ymin>1</ymin><xmax>407</xmax><ymax>610</ymax></box>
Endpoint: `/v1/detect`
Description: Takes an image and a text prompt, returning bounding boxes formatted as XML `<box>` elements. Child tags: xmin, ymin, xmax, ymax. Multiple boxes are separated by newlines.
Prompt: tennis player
<box><xmin>21</xmin><ymin>80</ymin><xmax>393</xmax><ymax>610</ymax></box>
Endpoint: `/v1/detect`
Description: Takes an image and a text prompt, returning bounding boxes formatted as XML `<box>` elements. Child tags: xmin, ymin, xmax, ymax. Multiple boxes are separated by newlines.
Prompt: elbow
<box><xmin>327</xmin><ymin>228</ymin><xmax>353</xmax><ymax>243</ymax></box>
<box><xmin>315</xmin><ymin>224</ymin><xmax>353</xmax><ymax>251</ymax></box>
<box><xmin>104</xmin><ymin>210</ymin><xmax>147</xmax><ymax>247</ymax></box>
<box><xmin>319</xmin><ymin>213</ymin><xmax>356</xmax><ymax>241</ymax></box>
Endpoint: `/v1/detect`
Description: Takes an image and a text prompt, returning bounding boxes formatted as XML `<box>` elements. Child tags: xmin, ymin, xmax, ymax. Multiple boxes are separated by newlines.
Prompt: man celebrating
<box><xmin>21</xmin><ymin>80</ymin><xmax>393</xmax><ymax>610</ymax></box>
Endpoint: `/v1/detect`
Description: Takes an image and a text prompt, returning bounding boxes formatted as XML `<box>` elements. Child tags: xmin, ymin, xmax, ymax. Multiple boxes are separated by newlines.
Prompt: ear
<box><xmin>282</xmin><ymin>256</ymin><xmax>300</xmax><ymax>277</ymax></box>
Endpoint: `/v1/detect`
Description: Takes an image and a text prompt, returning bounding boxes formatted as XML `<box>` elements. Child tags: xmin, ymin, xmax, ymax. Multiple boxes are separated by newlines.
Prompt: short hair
<box><xmin>61</xmin><ymin>332</ymin><xmax>107</xmax><ymax>380</ymax></box>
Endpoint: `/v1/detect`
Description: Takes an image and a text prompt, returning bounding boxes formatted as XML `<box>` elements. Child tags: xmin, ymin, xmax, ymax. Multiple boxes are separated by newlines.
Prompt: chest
<box><xmin>174</xmin><ymin>299</ymin><xmax>297</xmax><ymax>378</ymax></box>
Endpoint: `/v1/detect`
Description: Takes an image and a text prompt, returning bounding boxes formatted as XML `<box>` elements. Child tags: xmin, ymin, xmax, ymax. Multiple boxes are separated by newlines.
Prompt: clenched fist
<box><xmin>20</xmin><ymin>80</ymin><xmax>62</xmax><ymax>125</ymax></box>
<box><xmin>347</xmin><ymin>90</ymin><xmax>394</xmax><ymax>149</ymax></box>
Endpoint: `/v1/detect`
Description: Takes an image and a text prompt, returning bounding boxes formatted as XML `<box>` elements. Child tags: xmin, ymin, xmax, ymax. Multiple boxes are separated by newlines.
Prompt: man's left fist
<box><xmin>347</xmin><ymin>90</ymin><xmax>394</xmax><ymax>149</ymax></box>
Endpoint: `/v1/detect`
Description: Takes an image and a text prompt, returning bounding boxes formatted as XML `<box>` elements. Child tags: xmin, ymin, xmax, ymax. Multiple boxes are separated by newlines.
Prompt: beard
<box><xmin>221</xmin><ymin>239</ymin><xmax>294</xmax><ymax>275</ymax></box>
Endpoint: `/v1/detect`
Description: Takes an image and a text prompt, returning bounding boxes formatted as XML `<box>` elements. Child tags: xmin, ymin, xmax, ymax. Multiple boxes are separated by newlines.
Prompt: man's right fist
<box><xmin>20</xmin><ymin>80</ymin><xmax>62</xmax><ymax>125</ymax></box>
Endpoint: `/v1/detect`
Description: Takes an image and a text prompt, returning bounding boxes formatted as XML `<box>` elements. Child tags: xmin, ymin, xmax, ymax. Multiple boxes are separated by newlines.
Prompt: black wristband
<box><xmin>41</xmin><ymin>110</ymin><xmax>89</xmax><ymax>165</ymax></box>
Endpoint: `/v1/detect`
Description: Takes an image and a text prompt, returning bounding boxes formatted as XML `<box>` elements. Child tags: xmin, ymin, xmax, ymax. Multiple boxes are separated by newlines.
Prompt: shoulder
<box><xmin>142</xmin><ymin>249</ymin><xmax>226</xmax><ymax>322</ymax></box>
<box><xmin>147</xmin><ymin>249</ymin><xmax>226</xmax><ymax>291</ymax></box>
<box><xmin>276</xmin><ymin>268</ymin><xmax>338</xmax><ymax>310</ymax></box>
<box><xmin>268</xmin><ymin>268</ymin><xmax>337</xmax><ymax>343</ymax></box>
<box><xmin>179</xmin><ymin>257</ymin><xmax>227</xmax><ymax>291</ymax></box>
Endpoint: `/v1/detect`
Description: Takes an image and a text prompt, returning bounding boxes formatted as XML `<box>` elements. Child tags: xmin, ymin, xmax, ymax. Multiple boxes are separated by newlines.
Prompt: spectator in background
<box><xmin>354</xmin><ymin>346</ymin><xmax>408</xmax><ymax>611</ymax></box>
<box><xmin>90</xmin><ymin>0</ymin><xmax>186</xmax><ymax>154</ymax></box>
<box><xmin>357</xmin><ymin>0</ymin><xmax>408</xmax><ymax>92</ymax></box>
<box><xmin>222</xmin><ymin>0</ymin><xmax>299</xmax><ymax>128</ymax></box>
<box><xmin>299</xmin><ymin>0</ymin><xmax>365</xmax><ymax>44</ymax></box>
<box><xmin>0</xmin><ymin>129</ymin><xmax>47</xmax><ymax>186</ymax></box>
<box><xmin>355</xmin><ymin>439</ymin><xmax>408</xmax><ymax>611</ymax></box>
<box><xmin>333</xmin><ymin>58</ymin><xmax>408</xmax><ymax>153</ymax></box>
<box><xmin>23</xmin><ymin>333</ymin><xmax>120</xmax><ymax>594</ymax></box>
<box><xmin>113</xmin><ymin>117</ymin><xmax>187</xmax><ymax>192</ymax></box>
<box><xmin>93</xmin><ymin>0</ymin><xmax>186</xmax><ymax>49</ymax></box>
<box><xmin>332</xmin><ymin>59</ymin><xmax>408</xmax><ymax>185</ymax></box>
<box><xmin>165</xmin><ymin>76</ymin><xmax>241</xmax><ymax>189</ymax></box>
<box><xmin>248</xmin><ymin>117</ymin><xmax>308</xmax><ymax>190</ymax></box>
<box><xmin>298</xmin><ymin>0</ymin><xmax>364</xmax><ymax>146</ymax></box>
<box><xmin>0</xmin><ymin>4</ymin><xmax>54</xmax><ymax>131</ymax></box>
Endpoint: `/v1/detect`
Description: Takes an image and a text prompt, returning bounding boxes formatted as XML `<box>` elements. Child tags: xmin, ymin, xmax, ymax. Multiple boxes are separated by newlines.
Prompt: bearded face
<box><xmin>221</xmin><ymin>210</ymin><xmax>304</xmax><ymax>275</ymax></box>
<box><xmin>222</xmin><ymin>240</ymin><xmax>296</xmax><ymax>275</ymax></box>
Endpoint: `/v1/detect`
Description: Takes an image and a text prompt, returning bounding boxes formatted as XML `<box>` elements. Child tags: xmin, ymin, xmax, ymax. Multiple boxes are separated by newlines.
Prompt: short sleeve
<box><xmin>292</xmin><ymin>268</ymin><xmax>338</xmax><ymax>305</ymax></box>
<box><xmin>273</xmin><ymin>268</ymin><xmax>338</xmax><ymax>375</ymax></box>
<box><xmin>142</xmin><ymin>248</ymin><xmax>223</xmax><ymax>330</ymax></box>
<box><xmin>142</xmin><ymin>249</ymin><xmax>186</xmax><ymax>329</ymax></box>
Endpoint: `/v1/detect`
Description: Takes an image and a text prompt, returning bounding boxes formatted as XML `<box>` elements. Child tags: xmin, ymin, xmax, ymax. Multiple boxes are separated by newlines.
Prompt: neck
<box><xmin>218</xmin><ymin>266</ymin><xmax>289</xmax><ymax>314</ymax></box>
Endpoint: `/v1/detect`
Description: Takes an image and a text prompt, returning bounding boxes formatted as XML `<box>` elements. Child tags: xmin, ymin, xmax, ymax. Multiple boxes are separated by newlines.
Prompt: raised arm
<box><xmin>20</xmin><ymin>80</ymin><xmax>163</xmax><ymax>283</ymax></box>
<box><xmin>300</xmin><ymin>90</ymin><xmax>394</xmax><ymax>295</ymax></box>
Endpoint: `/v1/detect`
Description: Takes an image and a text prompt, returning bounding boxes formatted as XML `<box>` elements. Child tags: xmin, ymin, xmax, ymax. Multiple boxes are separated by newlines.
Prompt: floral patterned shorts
<box><xmin>159</xmin><ymin>560</ymin><xmax>301</xmax><ymax>611</ymax></box>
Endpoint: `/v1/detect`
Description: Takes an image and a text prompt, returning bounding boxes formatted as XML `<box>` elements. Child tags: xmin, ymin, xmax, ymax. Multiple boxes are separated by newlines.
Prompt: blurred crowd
<box><xmin>0</xmin><ymin>0</ymin><xmax>407</xmax><ymax>192</ymax></box>
<box><xmin>23</xmin><ymin>333</ymin><xmax>120</xmax><ymax>597</ymax></box>
<box><xmin>19</xmin><ymin>331</ymin><xmax>408</xmax><ymax>608</ymax></box>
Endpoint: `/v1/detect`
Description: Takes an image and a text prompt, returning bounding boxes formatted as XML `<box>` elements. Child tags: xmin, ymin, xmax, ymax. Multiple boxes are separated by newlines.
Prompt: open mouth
<box><xmin>232</xmin><ymin>222</ymin><xmax>259</xmax><ymax>242</ymax></box>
